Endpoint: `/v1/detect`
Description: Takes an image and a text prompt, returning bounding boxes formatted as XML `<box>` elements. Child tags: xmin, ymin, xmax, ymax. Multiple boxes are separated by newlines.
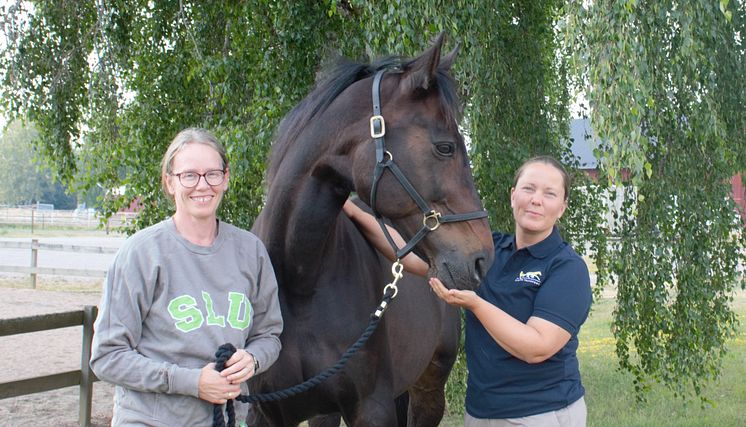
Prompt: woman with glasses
<box><xmin>91</xmin><ymin>128</ymin><xmax>283</xmax><ymax>427</ymax></box>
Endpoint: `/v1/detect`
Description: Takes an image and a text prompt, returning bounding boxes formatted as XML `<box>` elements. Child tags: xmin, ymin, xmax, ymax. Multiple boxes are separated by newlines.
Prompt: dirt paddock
<box><xmin>0</xmin><ymin>283</ymin><xmax>114</xmax><ymax>426</ymax></box>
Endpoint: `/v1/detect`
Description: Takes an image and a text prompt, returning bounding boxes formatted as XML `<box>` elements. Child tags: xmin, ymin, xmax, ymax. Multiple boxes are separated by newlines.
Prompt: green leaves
<box><xmin>1</xmin><ymin>0</ymin><xmax>744</xmax><ymax>408</ymax></box>
<box><xmin>573</xmin><ymin>0</ymin><xmax>746</xmax><ymax>402</ymax></box>
<box><xmin>720</xmin><ymin>0</ymin><xmax>734</xmax><ymax>21</ymax></box>
<box><xmin>609</xmin><ymin>172</ymin><xmax>742</xmax><ymax>403</ymax></box>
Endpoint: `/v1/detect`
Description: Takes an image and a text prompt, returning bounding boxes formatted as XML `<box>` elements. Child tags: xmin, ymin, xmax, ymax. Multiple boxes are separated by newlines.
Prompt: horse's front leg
<box><xmin>406</xmin><ymin>378</ymin><xmax>447</xmax><ymax>427</ymax></box>
<box><xmin>308</xmin><ymin>413</ymin><xmax>342</xmax><ymax>427</ymax></box>
<box><xmin>247</xmin><ymin>402</ymin><xmax>302</xmax><ymax>427</ymax></box>
<box><xmin>342</xmin><ymin>395</ymin><xmax>398</xmax><ymax>427</ymax></box>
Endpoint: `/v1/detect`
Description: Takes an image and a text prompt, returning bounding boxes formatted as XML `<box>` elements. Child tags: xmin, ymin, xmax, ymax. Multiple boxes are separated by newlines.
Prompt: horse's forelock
<box><xmin>434</xmin><ymin>69</ymin><xmax>462</xmax><ymax>128</ymax></box>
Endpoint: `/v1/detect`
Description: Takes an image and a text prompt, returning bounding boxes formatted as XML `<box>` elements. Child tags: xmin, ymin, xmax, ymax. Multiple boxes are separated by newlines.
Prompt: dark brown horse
<box><xmin>249</xmin><ymin>34</ymin><xmax>493</xmax><ymax>426</ymax></box>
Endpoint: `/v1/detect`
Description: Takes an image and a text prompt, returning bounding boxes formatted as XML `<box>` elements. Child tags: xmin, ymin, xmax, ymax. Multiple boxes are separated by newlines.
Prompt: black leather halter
<box><xmin>368</xmin><ymin>69</ymin><xmax>488</xmax><ymax>260</ymax></box>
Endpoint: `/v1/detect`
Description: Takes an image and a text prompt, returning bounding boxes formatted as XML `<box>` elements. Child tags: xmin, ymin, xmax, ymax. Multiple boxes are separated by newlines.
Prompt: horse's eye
<box><xmin>434</xmin><ymin>142</ymin><xmax>455</xmax><ymax>156</ymax></box>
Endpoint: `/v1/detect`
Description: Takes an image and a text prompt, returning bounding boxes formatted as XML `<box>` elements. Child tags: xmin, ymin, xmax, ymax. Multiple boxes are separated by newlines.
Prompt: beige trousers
<box><xmin>464</xmin><ymin>396</ymin><xmax>587</xmax><ymax>427</ymax></box>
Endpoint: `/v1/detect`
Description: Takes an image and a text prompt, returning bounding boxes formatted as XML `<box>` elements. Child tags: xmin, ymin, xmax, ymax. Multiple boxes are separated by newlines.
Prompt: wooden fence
<box><xmin>0</xmin><ymin>239</ymin><xmax>117</xmax><ymax>288</ymax></box>
<box><xmin>0</xmin><ymin>306</ymin><xmax>99</xmax><ymax>427</ymax></box>
<box><xmin>0</xmin><ymin>207</ymin><xmax>136</xmax><ymax>233</ymax></box>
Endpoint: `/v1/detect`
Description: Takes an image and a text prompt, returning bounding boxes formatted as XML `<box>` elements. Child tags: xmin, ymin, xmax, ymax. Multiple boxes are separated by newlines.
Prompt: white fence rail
<box><xmin>0</xmin><ymin>239</ymin><xmax>118</xmax><ymax>288</ymax></box>
<box><xmin>0</xmin><ymin>207</ymin><xmax>136</xmax><ymax>231</ymax></box>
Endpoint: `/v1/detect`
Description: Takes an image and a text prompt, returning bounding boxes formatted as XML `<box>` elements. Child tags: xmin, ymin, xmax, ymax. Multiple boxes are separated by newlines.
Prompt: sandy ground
<box><xmin>0</xmin><ymin>235</ymin><xmax>122</xmax><ymax>425</ymax></box>
<box><xmin>0</xmin><ymin>282</ymin><xmax>114</xmax><ymax>426</ymax></box>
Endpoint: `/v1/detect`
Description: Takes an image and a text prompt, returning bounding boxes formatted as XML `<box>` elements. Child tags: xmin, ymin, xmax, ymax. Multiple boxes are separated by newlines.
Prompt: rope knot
<box><xmin>215</xmin><ymin>343</ymin><xmax>237</xmax><ymax>370</ymax></box>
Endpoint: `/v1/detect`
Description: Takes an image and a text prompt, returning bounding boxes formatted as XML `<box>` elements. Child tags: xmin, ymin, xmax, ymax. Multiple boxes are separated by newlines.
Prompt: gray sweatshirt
<box><xmin>91</xmin><ymin>218</ymin><xmax>283</xmax><ymax>426</ymax></box>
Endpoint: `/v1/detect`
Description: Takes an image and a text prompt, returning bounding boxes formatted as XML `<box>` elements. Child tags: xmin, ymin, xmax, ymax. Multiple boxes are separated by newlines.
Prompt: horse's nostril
<box><xmin>474</xmin><ymin>255</ymin><xmax>487</xmax><ymax>282</ymax></box>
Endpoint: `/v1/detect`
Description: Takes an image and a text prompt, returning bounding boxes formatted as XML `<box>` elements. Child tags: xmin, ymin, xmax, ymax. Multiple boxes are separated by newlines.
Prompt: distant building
<box><xmin>109</xmin><ymin>185</ymin><xmax>143</xmax><ymax>213</ymax></box>
<box><xmin>569</xmin><ymin>118</ymin><xmax>745</xmax><ymax>224</ymax></box>
<box><xmin>569</xmin><ymin>118</ymin><xmax>598</xmax><ymax>175</ymax></box>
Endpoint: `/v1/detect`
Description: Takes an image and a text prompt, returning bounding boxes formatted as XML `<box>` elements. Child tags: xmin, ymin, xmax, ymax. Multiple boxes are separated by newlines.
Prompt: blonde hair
<box><xmin>160</xmin><ymin>128</ymin><xmax>228</xmax><ymax>201</ymax></box>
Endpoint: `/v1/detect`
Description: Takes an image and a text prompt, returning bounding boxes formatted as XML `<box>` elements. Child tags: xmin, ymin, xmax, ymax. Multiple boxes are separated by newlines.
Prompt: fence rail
<box><xmin>0</xmin><ymin>240</ymin><xmax>119</xmax><ymax>254</ymax></box>
<box><xmin>0</xmin><ymin>207</ymin><xmax>136</xmax><ymax>232</ymax></box>
<box><xmin>0</xmin><ymin>306</ymin><xmax>99</xmax><ymax>427</ymax></box>
<box><xmin>0</xmin><ymin>239</ymin><xmax>117</xmax><ymax>287</ymax></box>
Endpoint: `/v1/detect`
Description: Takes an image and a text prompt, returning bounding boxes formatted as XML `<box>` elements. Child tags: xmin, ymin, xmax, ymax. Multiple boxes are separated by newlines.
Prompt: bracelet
<box><xmin>250</xmin><ymin>353</ymin><xmax>259</xmax><ymax>373</ymax></box>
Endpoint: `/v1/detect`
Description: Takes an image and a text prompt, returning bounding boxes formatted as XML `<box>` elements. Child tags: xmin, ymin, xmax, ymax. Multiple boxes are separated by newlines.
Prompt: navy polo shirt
<box><xmin>464</xmin><ymin>226</ymin><xmax>592</xmax><ymax>419</ymax></box>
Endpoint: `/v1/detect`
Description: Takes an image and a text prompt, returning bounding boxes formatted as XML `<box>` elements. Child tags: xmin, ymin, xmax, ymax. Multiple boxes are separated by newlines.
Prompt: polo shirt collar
<box><xmin>524</xmin><ymin>226</ymin><xmax>563</xmax><ymax>259</ymax></box>
<box><xmin>497</xmin><ymin>234</ymin><xmax>514</xmax><ymax>250</ymax></box>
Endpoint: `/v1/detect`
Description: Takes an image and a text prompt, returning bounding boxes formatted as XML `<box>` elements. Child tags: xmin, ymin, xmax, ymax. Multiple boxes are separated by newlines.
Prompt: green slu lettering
<box><xmin>227</xmin><ymin>292</ymin><xmax>252</xmax><ymax>330</ymax></box>
<box><xmin>168</xmin><ymin>295</ymin><xmax>204</xmax><ymax>333</ymax></box>
<box><xmin>168</xmin><ymin>292</ymin><xmax>252</xmax><ymax>332</ymax></box>
<box><xmin>202</xmin><ymin>291</ymin><xmax>226</xmax><ymax>327</ymax></box>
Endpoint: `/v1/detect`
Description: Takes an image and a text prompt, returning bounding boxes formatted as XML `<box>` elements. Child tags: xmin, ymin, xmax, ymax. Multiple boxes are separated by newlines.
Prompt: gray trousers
<box><xmin>464</xmin><ymin>396</ymin><xmax>587</xmax><ymax>427</ymax></box>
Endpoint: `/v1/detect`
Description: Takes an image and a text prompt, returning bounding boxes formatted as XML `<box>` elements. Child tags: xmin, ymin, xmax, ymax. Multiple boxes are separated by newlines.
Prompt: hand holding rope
<box><xmin>211</xmin><ymin>261</ymin><xmax>403</xmax><ymax>427</ymax></box>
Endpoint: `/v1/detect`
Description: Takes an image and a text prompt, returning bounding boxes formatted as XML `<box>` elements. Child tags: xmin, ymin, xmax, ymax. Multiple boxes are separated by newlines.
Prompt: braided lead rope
<box><xmin>212</xmin><ymin>285</ymin><xmax>398</xmax><ymax>427</ymax></box>
<box><xmin>212</xmin><ymin>345</ymin><xmax>236</xmax><ymax>427</ymax></box>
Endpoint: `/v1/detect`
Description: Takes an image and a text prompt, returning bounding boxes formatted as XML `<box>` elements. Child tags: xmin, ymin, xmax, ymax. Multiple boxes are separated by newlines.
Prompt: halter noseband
<box><xmin>368</xmin><ymin>69</ymin><xmax>488</xmax><ymax>260</ymax></box>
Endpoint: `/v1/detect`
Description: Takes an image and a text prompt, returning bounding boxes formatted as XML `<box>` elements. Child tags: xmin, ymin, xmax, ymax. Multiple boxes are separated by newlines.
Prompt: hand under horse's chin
<box><xmin>430</xmin><ymin>261</ymin><xmax>482</xmax><ymax>291</ymax></box>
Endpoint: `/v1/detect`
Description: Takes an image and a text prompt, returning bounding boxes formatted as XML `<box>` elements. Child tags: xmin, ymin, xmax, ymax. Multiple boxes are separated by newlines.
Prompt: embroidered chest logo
<box><xmin>515</xmin><ymin>270</ymin><xmax>542</xmax><ymax>287</ymax></box>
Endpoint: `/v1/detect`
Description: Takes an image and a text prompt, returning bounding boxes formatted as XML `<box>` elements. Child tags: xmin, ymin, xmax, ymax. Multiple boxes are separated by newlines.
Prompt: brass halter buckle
<box><xmin>423</xmin><ymin>211</ymin><xmax>442</xmax><ymax>231</ymax></box>
<box><xmin>370</xmin><ymin>115</ymin><xmax>386</xmax><ymax>138</ymax></box>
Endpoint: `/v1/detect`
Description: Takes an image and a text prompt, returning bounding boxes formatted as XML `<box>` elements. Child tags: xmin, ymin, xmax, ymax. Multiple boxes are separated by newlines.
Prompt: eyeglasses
<box><xmin>171</xmin><ymin>170</ymin><xmax>226</xmax><ymax>188</ymax></box>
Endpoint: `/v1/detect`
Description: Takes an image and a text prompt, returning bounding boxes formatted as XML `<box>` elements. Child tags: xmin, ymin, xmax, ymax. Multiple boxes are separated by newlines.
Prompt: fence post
<box><xmin>79</xmin><ymin>305</ymin><xmax>97</xmax><ymax>427</ymax></box>
<box><xmin>30</xmin><ymin>239</ymin><xmax>38</xmax><ymax>289</ymax></box>
<box><xmin>31</xmin><ymin>209</ymin><xmax>35</xmax><ymax>234</ymax></box>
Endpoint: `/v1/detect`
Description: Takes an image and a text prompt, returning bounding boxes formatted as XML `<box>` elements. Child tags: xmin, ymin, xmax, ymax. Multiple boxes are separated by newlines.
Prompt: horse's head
<box><xmin>262</xmin><ymin>33</ymin><xmax>493</xmax><ymax>290</ymax></box>
<box><xmin>347</xmin><ymin>34</ymin><xmax>494</xmax><ymax>290</ymax></box>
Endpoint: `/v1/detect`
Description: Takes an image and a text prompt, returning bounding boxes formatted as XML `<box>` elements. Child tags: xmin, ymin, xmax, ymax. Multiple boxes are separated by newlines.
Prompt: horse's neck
<box><xmin>256</xmin><ymin>170</ymin><xmax>347</xmax><ymax>294</ymax></box>
<box><xmin>255</xmin><ymin>84</ymin><xmax>368</xmax><ymax>294</ymax></box>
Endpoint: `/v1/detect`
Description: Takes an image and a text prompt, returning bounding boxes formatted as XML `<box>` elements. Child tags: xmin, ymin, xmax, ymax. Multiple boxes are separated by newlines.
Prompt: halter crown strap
<box><xmin>370</xmin><ymin>70</ymin><xmax>386</xmax><ymax>163</ymax></box>
<box><xmin>368</xmin><ymin>69</ymin><xmax>488</xmax><ymax>260</ymax></box>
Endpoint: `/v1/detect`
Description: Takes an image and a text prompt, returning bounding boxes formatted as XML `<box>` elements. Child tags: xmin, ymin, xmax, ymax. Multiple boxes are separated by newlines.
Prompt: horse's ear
<box><xmin>311</xmin><ymin>154</ymin><xmax>353</xmax><ymax>191</ymax></box>
<box><xmin>401</xmin><ymin>32</ymin><xmax>446</xmax><ymax>92</ymax></box>
<box><xmin>440</xmin><ymin>42</ymin><xmax>460</xmax><ymax>72</ymax></box>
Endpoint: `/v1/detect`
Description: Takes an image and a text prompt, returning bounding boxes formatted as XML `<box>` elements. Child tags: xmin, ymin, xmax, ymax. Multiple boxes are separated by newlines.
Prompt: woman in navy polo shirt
<box><xmin>343</xmin><ymin>156</ymin><xmax>592</xmax><ymax>427</ymax></box>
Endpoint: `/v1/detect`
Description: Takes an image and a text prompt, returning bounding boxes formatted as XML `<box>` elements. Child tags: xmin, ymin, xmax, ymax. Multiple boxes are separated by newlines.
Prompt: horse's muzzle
<box><xmin>433</xmin><ymin>248</ymin><xmax>493</xmax><ymax>291</ymax></box>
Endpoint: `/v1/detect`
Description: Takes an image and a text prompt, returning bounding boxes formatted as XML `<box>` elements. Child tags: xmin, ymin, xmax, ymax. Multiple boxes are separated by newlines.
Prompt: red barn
<box><xmin>732</xmin><ymin>174</ymin><xmax>746</xmax><ymax>224</ymax></box>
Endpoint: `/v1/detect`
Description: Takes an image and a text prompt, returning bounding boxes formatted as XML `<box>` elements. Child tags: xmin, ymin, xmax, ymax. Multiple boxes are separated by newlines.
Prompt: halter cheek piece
<box><xmin>368</xmin><ymin>69</ymin><xmax>488</xmax><ymax>260</ymax></box>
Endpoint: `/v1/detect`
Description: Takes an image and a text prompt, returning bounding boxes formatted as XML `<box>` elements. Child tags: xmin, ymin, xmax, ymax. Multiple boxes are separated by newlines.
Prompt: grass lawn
<box><xmin>579</xmin><ymin>293</ymin><xmax>746</xmax><ymax>427</ymax></box>
<box><xmin>440</xmin><ymin>291</ymin><xmax>746</xmax><ymax>426</ymax></box>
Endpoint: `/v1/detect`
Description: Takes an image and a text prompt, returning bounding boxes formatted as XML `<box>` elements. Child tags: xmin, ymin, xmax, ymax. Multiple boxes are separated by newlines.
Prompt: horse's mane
<box><xmin>266</xmin><ymin>54</ymin><xmax>462</xmax><ymax>183</ymax></box>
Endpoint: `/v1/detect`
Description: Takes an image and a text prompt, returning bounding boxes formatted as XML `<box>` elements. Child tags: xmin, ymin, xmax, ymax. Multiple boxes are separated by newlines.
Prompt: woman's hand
<box><xmin>428</xmin><ymin>277</ymin><xmax>481</xmax><ymax>310</ymax></box>
<box><xmin>220</xmin><ymin>348</ymin><xmax>257</xmax><ymax>384</ymax></box>
<box><xmin>430</xmin><ymin>277</ymin><xmax>572</xmax><ymax>363</ymax></box>
<box><xmin>198</xmin><ymin>363</ymin><xmax>241</xmax><ymax>404</ymax></box>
